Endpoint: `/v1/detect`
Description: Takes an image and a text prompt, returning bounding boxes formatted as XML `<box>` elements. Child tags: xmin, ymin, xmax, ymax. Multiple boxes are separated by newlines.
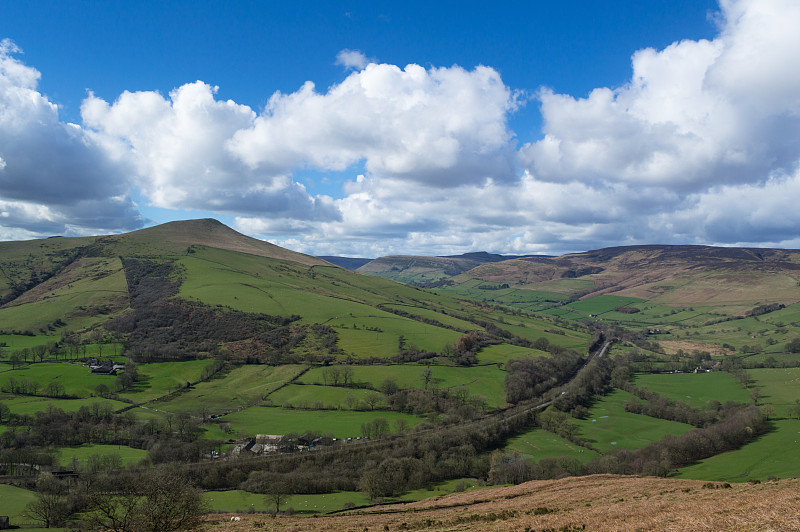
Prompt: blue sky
<box><xmin>2</xmin><ymin>1</ymin><xmax>800</xmax><ymax>257</ymax></box>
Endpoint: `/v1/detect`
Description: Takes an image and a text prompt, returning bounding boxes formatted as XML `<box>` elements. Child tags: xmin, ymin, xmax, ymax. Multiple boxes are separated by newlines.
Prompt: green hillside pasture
<box><xmin>0</xmin><ymin>257</ymin><xmax>128</xmax><ymax>332</ymax></box>
<box><xmin>297</xmin><ymin>363</ymin><xmax>508</xmax><ymax>408</ymax></box>
<box><xmin>118</xmin><ymin>360</ymin><xmax>213</xmax><ymax>403</ymax></box>
<box><xmin>504</xmin><ymin>427</ymin><xmax>600</xmax><ymax>463</ymax></box>
<box><xmin>56</xmin><ymin>443</ymin><xmax>148</xmax><ymax>468</ymax></box>
<box><xmin>382</xmin><ymin>303</ymin><xmax>477</xmax><ymax>330</ymax></box>
<box><xmin>155</xmin><ymin>364</ymin><xmax>305</xmax><ymax>415</ymax></box>
<box><xmin>333</xmin><ymin>314</ymin><xmax>461</xmax><ymax>357</ymax></box>
<box><xmin>223</xmin><ymin>406</ymin><xmax>423</xmax><ymax>439</ymax></box>
<box><xmin>494</xmin><ymin>320</ymin><xmax>588</xmax><ymax>350</ymax></box>
<box><xmin>574</xmin><ymin>389</ymin><xmax>693</xmax><ymax>453</ymax></box>
<box><xmin>749</xmin><ymin>368</ymin><xmax>800</xmax><ymax>417</ymax></box>
<box><xmin>1</xmin><ymin>395</ymin><xmax>129</xmax><ymax>416</ymax></box>
<box><xmin>0</xmin><ymin>333</ymin><xmax>54</xmax><ymax>350</ymax></box>
<box><xmin>0</xmin><ymin>483</ymin><xmax>36</xmax><ymax>521</ymax></box>
<box><xmin>677</xmin><ymin>419</ymin><xmax>800</xmax><ymax>481</ymax></box>
<box><xmin>438</xmin><ymin>282</ymin><xmax>571</xmax><ymax>312</ymax></box>
<box><xmin>0</xmin><ymin>362</ymin><xmax>122</xmax><ymax>397</ymax></box>
<box><xmin>633</xmin><ymin>372</ymin><xmax>750</xmax><ymax>408</ymax></box>
<box><xmin>205</xmin><ymin>489</ymin><xmax>371</xmax><ymax>513</ymax></box>
<box><xmin>564</xmin><ymin>295</ymin><xmax>646</xmax><ymax>318</ymax></box>
<box><xmin>267</xmin><ymin>384</ymin><xmax>380</xmax><ymax>409</ymax></box>
<box><xmin>477</xmin><ymin>344</ymin><xmax>546</xmax><ymax>365</ymax></box>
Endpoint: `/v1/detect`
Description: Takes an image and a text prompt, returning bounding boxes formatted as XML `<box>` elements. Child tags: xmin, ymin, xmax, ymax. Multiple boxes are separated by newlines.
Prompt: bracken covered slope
<box><xmin>208</xmin><ymin>474</ymin><xmax>800</xmax><ymax>531</ymax></box>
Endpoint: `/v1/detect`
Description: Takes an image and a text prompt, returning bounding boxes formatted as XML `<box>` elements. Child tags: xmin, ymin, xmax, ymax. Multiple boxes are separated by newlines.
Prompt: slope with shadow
<box><xmin>448</xmin><ymin>244</ymin><xmax>800</xmax><ymax>312</ymax></box>
<box><xmin>357</xmin><ymin>251</ymin><xmax>536</xmax><ymax>286</ymax></box>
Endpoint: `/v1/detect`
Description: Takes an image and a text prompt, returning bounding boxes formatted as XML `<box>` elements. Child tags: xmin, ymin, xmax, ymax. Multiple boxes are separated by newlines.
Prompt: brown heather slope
<box><xmin>207</xmin><ymin>474</ymin><xmax>800</xmax><ymax>531</ymax></box>
<box><xmin>465</xmin><ymin>245</ymin><xmax>800</xmax><ymax>310</ymax></box>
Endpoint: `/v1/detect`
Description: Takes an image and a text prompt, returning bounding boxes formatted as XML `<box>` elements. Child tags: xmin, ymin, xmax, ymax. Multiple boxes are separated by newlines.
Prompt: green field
<box><xmin>205</xmin><ymin>489</ymin><xmax>371</xmax><ymax>513</ymax></box>
<box><xmin>677</xmin><ymin>419</ymin><xmax>800</xmax><ymax>481</ymax></box>
<box><xmin>749</xmin><ymin>368</ymin><xmax>800</xmax><ymax>417</ymax></box>
<box><xmin>296</xmin><ymin>363</ymin><xmax>508</xmax><ymax>408</ymax></box>
<box><xmin>0</xmin><ymin>395</ymin><xmax>130</xmax><ymax>416</ymax></box>
<box><xmin>267</xmin><ymin>384</ymin><xmax>381</xmax><ymax>409</ymax></box>
<box><xmin>0</xmin><ymin>362</ymin><xmax>123</xmax><ymax>398</ymax></box>
<box><xmin>504</xmin><ymin>427</ymin><xmax>600</xmax><ymax>463</ymax></box>
<box><xmin>574</xmin><ymin>389</ymin><xmax>693</xmax><ymax>453</ymax></box>
<box><xmin>477</xmin><ymin>344</ymin><xmax>546</xmax><ymax>365</ymax></box>
<box><xmin>0</xmin><ymin>483</ymin><xmax>37</xmax><ymax>523</ymax></box>
<box><xmin>118</xmin><ymin>360</ymin><xmax>213</xmax><ymax>403</ymax></box>
<box><xmin>633</xmin><ymin>372</ymin><xmax>750</xmax><ymax>408</ymax></box>
<box><xmin>56</xmin><ymin>443</ymin><xmax>148</xmax><ymax>468</ymax></box>
<box><xmin>155</xmin><ymin>364</ymin><xmax>305</xmax><ymax>415</ymax></box>
<box><xmin>223</xmin><ymin>406</ymin><xmax>424</xmax><ymax>438</ymax></box>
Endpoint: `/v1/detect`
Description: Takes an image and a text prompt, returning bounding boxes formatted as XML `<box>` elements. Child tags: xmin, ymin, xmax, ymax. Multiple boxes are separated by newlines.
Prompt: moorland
<box><xmin>1</xmin><ymin>219</ymin><xmax>799</xmax><ymax>530</ymax></box>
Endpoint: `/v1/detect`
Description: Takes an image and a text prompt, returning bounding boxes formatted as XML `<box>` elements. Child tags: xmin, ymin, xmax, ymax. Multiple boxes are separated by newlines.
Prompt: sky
<box><xmin>1</xmin><ymin>0</ymin><xmax>800</xmax><ymax>258</ymax></box>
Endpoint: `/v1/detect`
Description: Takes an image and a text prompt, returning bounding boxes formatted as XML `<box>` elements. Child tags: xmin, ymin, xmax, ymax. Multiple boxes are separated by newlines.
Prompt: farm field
<box><xmin>503</xmin><ymin>427</ymin><xmax>600</xmax><ymax>463</ymax></box>
<box><xmin>296</xmin><ymin>363</ymin><xmax>508</xmax><ymax>408</ymax></box>
<box><xmin>205</xmin><ymin>489</ymin><xmax>371</xmax><ymax>513</ymax></box>
<box><xmin>267</xmin><ymin>384</ymin><xmax>381</xmax><ymax>409</ymax></box>
<box><xmin>633</xmin><ymin>371</ymin><xmax>750</xmax><ymax>408</ymax></box>
<box><xmin>0</xmin><ymin>483</ymin><xmax>37</xmax><ymax>523</ymax></box>
<box><xmin>574</xmin><ymin>389</ymin><xmax>693</xmax><ymax>453</ymax></box>
<box><xmin>56</xmin><ymin>443</ymin><xmax>148</xmax><ymax>468</ymax></box>
<box><xmin>677</xmin><ymin>419</ymin><xmax>800</xmax><ymax>481</ymax></box>
<box><xmin>748</xmin><ymin>367</ymin><xmax>800</xmax><ymax>416</ymax></box>
<box><xmin>222</xmin><ymin>406</ymin><xmax>424</xmax><ymax>438</ymax></box>
<box><xmin>117</xmin><ymin>360</ymin><xmax>214</xmax><ymax>403</ymax></box>
<box><xmin>155</xmin><ymin>364</ymin><xmax>306</xmax><ymax>415</ymax></box>
<box><xmin>0</xmin><ymin>395</ymin><xmax>129</xmax><ymax>416</ymax></box>
<box><xmin>0</xmin><ymin>362</ymin><xmax>122</xmax><ymax>398</ymax></box>
<box><xmin>476</xmin><ymin>343</ymin><xmax>545</xmax><ymax>365</ymax></box>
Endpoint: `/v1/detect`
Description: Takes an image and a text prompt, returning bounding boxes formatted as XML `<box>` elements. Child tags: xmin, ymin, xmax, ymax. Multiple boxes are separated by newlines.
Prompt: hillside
<box><xmin>210</xmin><ymin>474</ymin><xmax>800</xmax><ymax>531</ymax></box>
<box><xmin>3</xmin><ymin>222</ymin><xmax>800</xmax><ymax>529</ymax></box>
<box><xmin>357</xmin><ymin>251</ymin><xmax>534</xmax><ymax>286</ymax></box>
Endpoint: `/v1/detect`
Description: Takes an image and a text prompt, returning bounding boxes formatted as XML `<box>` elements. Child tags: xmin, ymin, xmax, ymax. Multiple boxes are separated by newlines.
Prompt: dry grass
<box><xmin>205</xmin><ymin>475</ymin><xmax>800</xmax><ymax>531</ymax></box>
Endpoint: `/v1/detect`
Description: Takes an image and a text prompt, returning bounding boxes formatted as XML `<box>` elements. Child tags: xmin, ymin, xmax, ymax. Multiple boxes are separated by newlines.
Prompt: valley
<box><xmin>1</xmin><ymin>220</ymin><xmax>799</xmax><ymax>530</ymax></box>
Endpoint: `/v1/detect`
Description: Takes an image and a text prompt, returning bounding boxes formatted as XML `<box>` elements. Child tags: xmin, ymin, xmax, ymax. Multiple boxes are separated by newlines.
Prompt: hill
<box><xmin>318</xmin><ymin>256</ymin><xmax>373</xmax><ymax>270</ymax></box>
<box><xmin>357</xmin><ymin>251</ymin><xmax>536</xmax><ymax>286</ymax></box>
<box><xmin>210</xmin><ymin>474</ymin><xmax>800</xmax><ymax>531</ymax></box>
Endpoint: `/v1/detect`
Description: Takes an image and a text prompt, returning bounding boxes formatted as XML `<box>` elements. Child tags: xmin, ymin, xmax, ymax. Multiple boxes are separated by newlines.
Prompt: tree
<box><xmin>788</xmin><ymin>399</ymin><xmax>800</xmax><ymax>420</ymax></box>
<box><xmin>86</xmin><ymin>467</ymin><xmax>206</xmax><ymax>532</ymax></box>
<box><xmin>23</xmin><ymin>473</ymin><xmax>71</xmax><ymax>528</ymax></box>
<box><xmin>0</xmin><ymin>401</ymin><xmax>9</xmax><ymax>423</ymax></box>
<box><xmin>264</xmin><ymin>481</ymin><xmax>290</xmax><ymax>514</ymax></box>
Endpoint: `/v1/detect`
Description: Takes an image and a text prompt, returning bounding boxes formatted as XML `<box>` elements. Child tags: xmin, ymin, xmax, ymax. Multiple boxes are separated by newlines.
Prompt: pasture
<box><xmin>677</xmin><ymin>419</ymin><xmax>800</xmax><ymax>481</ymax></box>
<box><xmin>748</xmin><ymin>367</ymin><xmax>800</xmax><ymax>417</ymax></box>
<box><xmin>56</xmin><ymin>443</ymin><xmax>148</xmax><ymax>468</ymax></box>
<box><xmin>504</xmin><ymin>427</ymin><xmax>600</xmax><ymax>463</ymax></box>
<box><xmin>118</xmin><ymin>360</ymin><xmax>213</xmax><ymax>403</ymax></box>
<box><xmin>0</xmin><ymin>483</ymin><xmax>36</xmax><ymax>522</ymax></box>
<box><xmin>574</xmin><ymin>389</ymin><xmax>693</xmax><ymax>453</ymax></box>
<box><xmin>476</xmin><ymin>344</ymin><xmax>546</xmax><ymax>365</ymax></box>
<box><xmin>296</xmin><ymin>363</ymin><xmax>508</xmax><ymax>408</ymax></box>
<box><xmin>0</xmin><ymin>395</ymin><xmax>129</xmax><ymax>416</ymax></box>
<box><xmin>0</xmin><ymin>362</ymin><xmax>120</xmax><ymax>398</ymax></box>
<box><xmin>204</xmin><ymin>489</ymin><xmax>371</xmax><ymax>513</ymax></box>
<box><xmin>267</xmin><ymin>384</ymin><xmax>382</xmax><ymax>409</ymax></box>
<box><xmin>222</xmin><ymin>406</ymin><xmax>424</xmax><ymax>438</ymax></box>
<box><xmin>155</xmin><ymin>364</ymin><xmax>305</xmax><ymax>415</ymax></box>
<box><xmin>632</xmin><ymin>371</ymin><xmax>750</xmax><ymax>408</ymax></box>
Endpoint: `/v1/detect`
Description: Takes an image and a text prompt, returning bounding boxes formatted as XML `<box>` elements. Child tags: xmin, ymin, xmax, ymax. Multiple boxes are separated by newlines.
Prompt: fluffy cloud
<box><xmin>520</xmin><ymin>0</ymin><xmax>800</xmax><ymax>194</ymax></box>
<box><xmin>5</xmin><ymin>0</ymin><xmax>800</xmax><ymax>256</ymax></box>
<box><xmin>335</xmin><ymin>49</ymin><xmax>369</xmax><ymax>70</ymax></box>
<box><xmin>227</xmin><ymin>63</ymin><xmax>519</xmax><ymax>186</ymax></box>
<box><xmin>0</xmin><ymin>39</ymin><xmax>142</xmax><ymax>237</ymax></box>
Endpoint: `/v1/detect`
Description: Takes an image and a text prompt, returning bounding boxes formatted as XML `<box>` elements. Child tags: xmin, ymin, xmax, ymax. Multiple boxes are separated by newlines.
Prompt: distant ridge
<box><xmin>318</xmin><ymin>256</ymin><xmax>373</xmax><ymax>270</ymax></box>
